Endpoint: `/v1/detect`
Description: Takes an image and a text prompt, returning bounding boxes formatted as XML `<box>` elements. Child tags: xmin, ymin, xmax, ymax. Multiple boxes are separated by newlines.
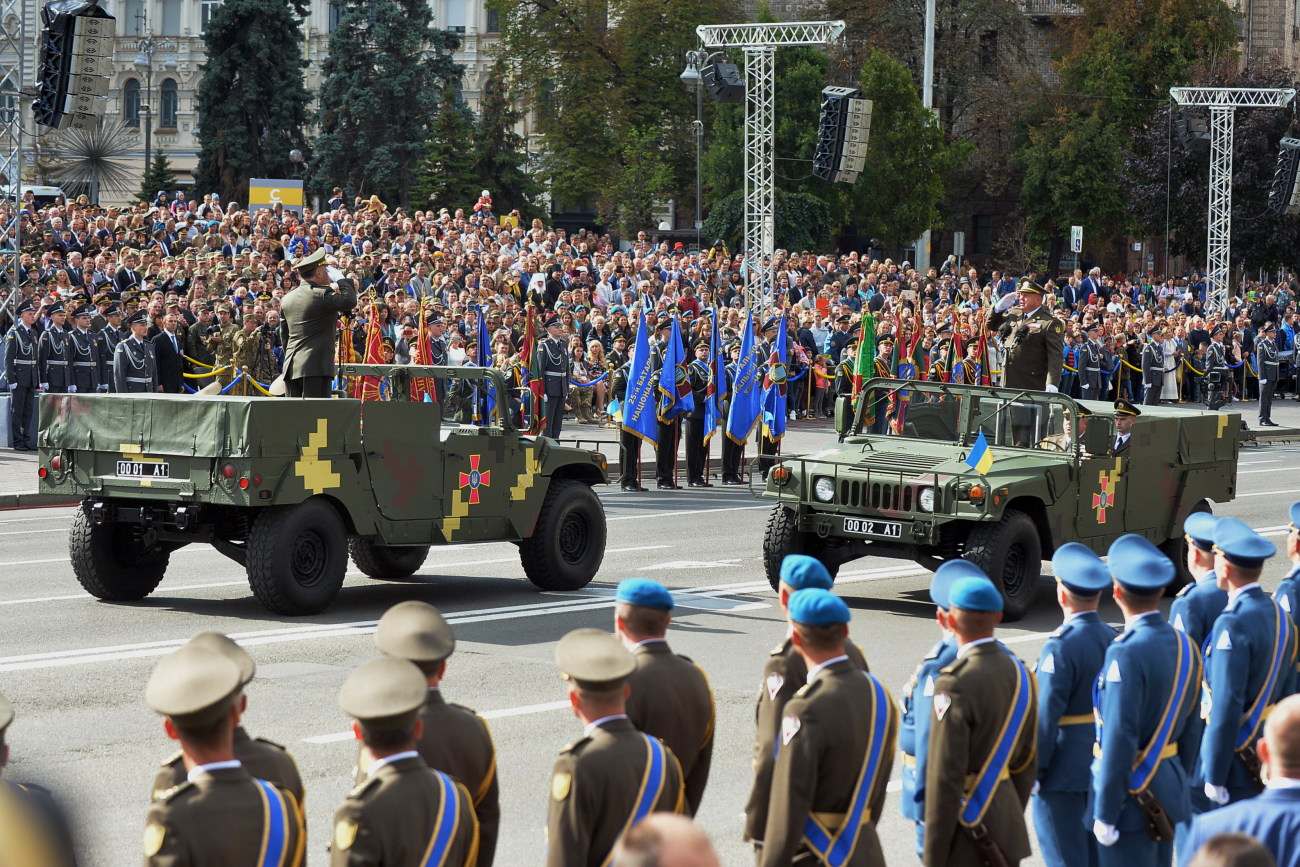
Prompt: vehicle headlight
<box><xmin>918</xmin><ymin>486</ymin><xmax>935</xmax><ymax>513</ymax></box>
<box><xmin>813</xmin><ymin>477</ymin><xmax>835</xmax><ymax>503</ymax></box>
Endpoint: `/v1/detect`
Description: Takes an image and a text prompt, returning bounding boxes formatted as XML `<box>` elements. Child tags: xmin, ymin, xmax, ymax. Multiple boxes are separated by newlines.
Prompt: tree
<box><xmin>313</xmin><ymin>0</ymin><xmax>462</xmax><ymax>208</ymax></box>
<box><xmin>700</xmin><ymin>189</ymin><xmax>832</xmax><ymax>253</ymax></box>
<box><xmin>138</xmin><ymin>151</ymin><xmax>175</xmax><ymax>204</ymax></box>
<box><xmin>413</xmin><ymin>89</ymin><xmax>479</xmax><ymax>210</ymax></box>
<box><xmin>471</xmin><ymin>64</ymin><xmax>543</xmax><ymax>219</ymax></box>
<box><xmin>194</xmin><ymin>0</ymin><xmax>312</xmax><ymax>204</ymax></box>
<box><xmin>597</xmin><ymin>126</ymin><xmax>673</xmax><ymax>235</ymax></box>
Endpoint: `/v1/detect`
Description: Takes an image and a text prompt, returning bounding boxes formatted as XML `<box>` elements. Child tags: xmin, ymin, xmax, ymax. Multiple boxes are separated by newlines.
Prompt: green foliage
<box><xmin>413</xmin><ymin>89</ymin><xmax>480</xmax><ymax>211</ymax></box>
<box><xmin>596</xmin><ymin>127</ymin><xmax>673</xmax><ymax>236</ymax></box>
<box><xmin>194</xmin><ymin>0</ymin><xmax>312</xmax><ymax>204</ymax></box>
<box><xmin>312</xmin><ymin>0</ymin><xmax>462</xmax><ymax>208</ymax></box>
<box><xmin>701</xmin><ymin>189</ymin><xmax>832</xmax><ymax>253</ymax></box>
<box><xmin>1017</xmin><ymin>105</ymin><xmax>1129</xmax><ymax>242</ymax></box>
<box><xmin>138</xmin><ymin>151</ymin><xmax>175</xmax><ymax>204</ymax></box>
<box><xmin>471</xmin><ymin>66</ymin><xmax>544</xmax><ymax>220</ymax></box>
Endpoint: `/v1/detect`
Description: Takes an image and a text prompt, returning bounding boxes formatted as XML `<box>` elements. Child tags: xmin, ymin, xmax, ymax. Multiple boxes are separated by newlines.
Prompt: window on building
<box><xmin>979</xmin><ymin>31</ymin><xmax>998</xmax><ymax>74</ymax></box>
<box><xmin>161</xmin><ymin>0</ymin><xmax>181</xmax><ymax>34</ymax></box>
<box><xmin>328</xmin><ymin>2</ymin><xmax>343</xmax><ymax>31</ymax></box>
<box><xmin>200</xmin><ymin>0</ymin><xmax>220</xmax><ymax>32</ymax></box>
<box><xmin>445</xmin><ymin>0</ymin><xmax>467</xmax><ymax>32</ymax></box>
<box><xmin>123</xmin><ymin>0</ymin><xmax>145</xmax><ymax>35</ymax></box>
<box><xmin>159</xmin><ymin>78</ymin><xmax>178</xmax><ymax>128</ymax></box>
<box><xmin>485</xmin><ymin>6</ymin><xmax>500</xmax><ymax>32</ymax></box>
<box><xmin>973</xmin><ymin>214</ymin><xmax>994</xmax><ymax>255</ymax></box>
<box><xmin>123</xmin><ymin>78</ymin><xmax>141</xmax><ymax>127</ymax></box>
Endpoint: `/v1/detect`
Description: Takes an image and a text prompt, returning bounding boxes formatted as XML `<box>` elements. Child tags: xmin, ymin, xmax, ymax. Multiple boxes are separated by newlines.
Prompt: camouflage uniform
<box><xmin>231</xmin><ymin>326</ymin><xmax>265</xmax><ymax>396</ymax></box>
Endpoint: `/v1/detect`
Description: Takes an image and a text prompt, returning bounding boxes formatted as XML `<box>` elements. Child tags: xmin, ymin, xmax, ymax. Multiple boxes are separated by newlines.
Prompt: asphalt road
<box><xmin>2</xmin><ymin>441</ymin><xmax>1299</xmax><ymax>866</ymax></box>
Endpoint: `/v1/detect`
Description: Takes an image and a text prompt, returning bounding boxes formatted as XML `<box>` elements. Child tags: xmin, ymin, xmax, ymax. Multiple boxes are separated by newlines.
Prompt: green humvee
<box><xmin>37</xmin><ymin>365</ymin><xmax>609</xmax><ymax>615</ymax></box>
<box><xmin>762</xmin><ymin>378</ymin><xmax>1242</xmax><ymax>619</ymax></box>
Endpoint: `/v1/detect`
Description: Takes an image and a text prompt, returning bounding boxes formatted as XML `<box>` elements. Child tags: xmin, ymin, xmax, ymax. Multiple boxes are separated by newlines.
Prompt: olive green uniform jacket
<box><xmin>280</xmin><ymin>278</ymin><xmax>357</xmax><ymax>381</ymax></box>
<box><xmin>989</xmin><ymin>305</ymin><xmax>1064</xmax><ymax>391</ymax></box>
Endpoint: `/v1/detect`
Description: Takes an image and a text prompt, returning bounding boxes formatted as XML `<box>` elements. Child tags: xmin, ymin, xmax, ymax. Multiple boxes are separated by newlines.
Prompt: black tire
<box><xmin>246</xmin><ymin>499</ymin><xmax>348</xmax><ymax>615</ymax></box>
<box><xmin>963</xmin><ymin>509</ymin><xmax>1042</xmax><ymax>622</ymax></box>
<box><xmin>762</xmin><ymin>505</ymin><xmax>840</xmax><ymax>590</ymax></box>
<box><xmin>1160</xmin><ymin>499</ymin><xmax>1211</xmax><ymax>595</ymax></box>
<box><xmin>349</xmin><ymin>539</ymin><xmax>430</xmax><ymax>581</ymax></box>
<box><xmin>520</xmin><ymin>479</ymin><xmax>606</xmax><ymax>591</ymax></box>
<box><xmin>68</xmin><ymin>508</ymin><xmax>170</xmax><ymax>601</ymax></box>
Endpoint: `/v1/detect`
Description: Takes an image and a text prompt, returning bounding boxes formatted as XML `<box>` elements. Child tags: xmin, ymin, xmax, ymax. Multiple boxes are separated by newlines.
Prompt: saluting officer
<box><xmin>331</xmin><ymin>656</ymin><xmax>479</xmax><ymax>866</ymax></box>
<box><xmin>987</xmin><ymin>280</ymin><xmax>1065</xmax><ymax>392</ymax></box>
<box><xmin>37</xmin><ymin>302</ymin><xmax>71</xmax><ymax>394</ymax></box>
<box><xmin>760</xmin><ymin>589</ymin><xmax>897</xmax><ymax>867</ymax></box>
<box><xmin>898</xmin><ymin>562</ymin><xmax>962</xmax><ymax>858</ymax></box>
<box><xmin>113</xmin><ymin>309</ymin><xmax>159</xmax><ymax>393</ymax></box>
<box><xmin>4</xmin><ymin>299</ymin><xmax>39</xmax><ymax>450</ymax></box>
<box><xmin>1091</xmin><ymin>535</ymin><xmax>1202</xmax><ymax>867</ymax></box>
<box><xmin>279</xmin><ymin>249</ymin><xmax>358</xmax><ymax>398</ymax></box>
<box><xmin>538</xmin><ymin>312</ymin><xmax>571</xmax><ymax>439</ymax></box>
<box><xmin>152</xmin><ymin>633</ymin><xmax>303</xmax><ymax>808</ymax></box>
<box><xmin>1198</xmin><ymin>517</ymin><xmax>1298</xmax><ymax>810</ymax></box>
<box><xmin>721</xmin><ymin>340</ymin><xmax>745</xmax><ymax>486</ymax></box>
<box><xmin>1033</xmin><ymin>543</ymin><xmax>1118</xmax><ymax>867</ymax></box>
<box><xmin>67</xmin><ymin>304</ymin><xmax>100</xmax><ymax>393</ymax></box>
<box><xmin>1170</xmin><ymin>513</ymin><xmax>1228</xmax><ymax>651</ymax></box>
<box><xmin>614</xmin><ymin>578</ymin><xmax>715</xmax><ymax>816</ymax></box>
<box><xmin>143</xmin><ymin>644</ymin><xmax>305</xmax><ymax>865</ymax></box>
<box><xmin>547</xmin><ymin>628</ymin><xmax>685</xmax><ymax>867</ymax></box>
<box><xmin>1257</xmin><ymin>321</ymin><xmax>1281</xmax><ymax>426</ymax></box>
<box><xmin>924</xmin><ymin>564</ymin><xmax>1037</xmax><ymax>867</ymax></box>
<box><xmin>363</xmin><ymin>601</ymin><xmax>499</xmax><ymax>865</ymax></box>
<box><xmin>684</xmin><ymin>341</ymin><xmax>712</xmax><ymax>488</ymax></box>
<box><xmin>0</xmin><ymin>690</ymin><xmax>77</xmax><ymax>867</ymax></box>
<box><xmin>1141</xmin><ymin>329</ymin><xmax>1165</xmax><ymax>407</ymax></box>
<box><xmin>744</xmin><ymin>556</ymin><xmax>869</xmax><ymax>856</ymax></box>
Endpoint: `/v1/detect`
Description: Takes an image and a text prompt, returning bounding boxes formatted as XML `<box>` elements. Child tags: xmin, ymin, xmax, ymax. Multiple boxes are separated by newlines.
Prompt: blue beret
<box><xmin>1289</xmin><ymin>502</ymin><xmax>1300</xmax><ymax>531</ymax></box>
<box><xmin>1107</xmin><ymin>534</ymin><xmax>1174</xmax><ymax>591</ymax></box>
<box><xmin>1051</xmin><ymin>542</ymin><xmax>1111</xmax><ymax>595</ymax></box>
<box><xmin>930</xmin><ymin>560</ymin><xmax>990</xmax><ymax>610</ymax></box>
<box><xmin>1213</xmin><ymin>516</ymin><xmax>1276</xmax><ymax>569</ymax></box>
<box><xmin>1183</xmin><ymin>512</ymin><xmax>1219</xmax><ymax>552</ymax></box>
<box><xmin>779</xmin><ymin>555</ymin><xmax>834</xmax><ymax>591</ymax></box>
<box><xmin>615</xmin><ymin>578</ymin><xmax>674</xmax><ymax>611</ymax></box>
<box><xmin>949</xmin><ymin>576</ymin><xmax>1004</xmax><ymax>613</ymax></box>
<box><xmin>788</xmin><ymin>588</ymin><xmax>851</xmax><ymax>626</ymax></box>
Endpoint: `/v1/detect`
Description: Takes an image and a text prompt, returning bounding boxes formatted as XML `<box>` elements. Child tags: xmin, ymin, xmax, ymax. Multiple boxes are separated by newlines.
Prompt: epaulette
<box><xmin>678</xmin><ymin>653</ymin><xmax>694</xmax><ymax>663</ymax></box>
<box><xmin>158</xmin><ymin>750</ymin><xmax>183</xmax><ymax>768</ymax></box>
<box><xmin>769</xmin><ymin>641</ymin><xmax>787</xmax><ymax>657</ymax></box>
<box><xmin>940</xmin><ymin>655</ymin><xmax>971</xmax><ymax>677</ymax></box>
<box><xmin>559</xmin><ymin>735</ymin><xmax>591</xmax><ymax>756</ymax></box>
<box><xmin>1114</xmin><ymin>629</ymin><xmax>1138</xmax><ymax>645</ymax></box>
<box><xmin>1175</xmin><ymin>583</ymin><xmax>1194</xmax><ymax>598</ymax></box>
<box><xmin>252</xmin><ymin>736</ymin><xmax>287</xmax><ymax>752</ymax></box>
<box><xmin>923</xmin><ymin>640</ymin><xmax>944</xmax><ymax>661</ymax></box>
<box><xmin>156</xmin><ymin>781</ymin><xmax>194</xmax><ymax>803</ymax></box>
<box><xmin>346</xmin><ymin>775</ymin><xmax>381</xmax><ymax>801</ymax></box>
<box><xmin>794</xmin><ymin>678</ymin><xmax>824</xmax><ymax>700</ymax></box>
<box><xmin>1051</xmin><ymin>621</ymin><xmax>1077</xmax><ymax>640</ymax></box>
<box><xmin>448</xmin><ymin>701</ymin><xmax>479</xmax><ymax>715</ymax></box>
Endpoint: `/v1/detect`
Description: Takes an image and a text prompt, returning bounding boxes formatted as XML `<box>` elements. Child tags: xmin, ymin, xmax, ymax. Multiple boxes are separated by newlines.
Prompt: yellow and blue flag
<box><xmin>622</xmin><ymin>310</ymin><xmax>659</xmax><ymax>447</ymax></box>
<box><xmin>965</xmin><ymin>429</ymin><xmax>994</xmax><ymax>474</ymax></box>
<box><xmin>726</xmin><ymin>314</ymin><xmax>762</xmax><ymax>445</ymax></box>
<box><xmin>703</xmin><ymin>312</ymin><xmax>726</xmax><ymax>446</ymax></box>
<box><xmin>658</xmin><ymin>315</ymin><xmax>693</xmax><ymax>422</ymax></box>
<box><xmin>761</xmin><ymin>315</ymin><xmax>788</xmax><ymax>442</ymax></box>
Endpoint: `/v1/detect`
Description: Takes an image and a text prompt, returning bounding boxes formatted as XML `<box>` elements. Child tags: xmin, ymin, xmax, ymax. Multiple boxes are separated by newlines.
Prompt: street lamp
<box><xmin>681</xmin><ymin>50</ymin><xmax>713</xmax><ymax>252</ymax></box>
<box><xmin>133</xmin><ymin>34</ymin><xmax>177</xmax><ymax>189</ymax></box>
<box><xmin>289</xmin><ymin>148</ymin><xmax>305</xmax><ymax>177</ymax></box>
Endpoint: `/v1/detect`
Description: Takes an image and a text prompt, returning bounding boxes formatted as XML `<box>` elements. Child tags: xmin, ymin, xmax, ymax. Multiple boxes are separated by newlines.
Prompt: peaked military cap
<box><xmin>339</xmin><ymin>656</ymin><xmax>427</xmax><ymax>731</ymax></box>
<box><xmin>931</xmin><ymin>560</ymin><xmax>993</xmax><ymax>610</ymax></box>
<box><xmin>186</xmin><ymin>632</ymin><xmax>255</xmax><ymax>688</ymax></box>
<box><xmin>126</xmin><ymin>309</ymin><xmax>149</xmax><ymax>325</ymax></box>
<box><xmin>1113</xmin><ymin>398</ymin><xmax>1140</xmax><ymax>417</ymax></box>
<box><xmin>1183</xmin><ymin>512</ymin><xmax>1219</xmax><ymax>552</ymax></box>
<box><xmin>1051</xmin><ymin>542</ymin><xmax>1111</xmax><ymax>596</ymax></box>
<box><xmin>1107</xmin><ymin>534</ymin><xmax>1174</xmax><ymax>592</ymax></box>
<box><xmin>1213</xmin><ymin>516</ymin><xmax>1276</xmax><ymax>569</ymax></box>
<box><xmin>375</xmin><ymin>600</ymin><xmax>455</xmax><ymax>663</ymax></box>
<box><xmin>1018</xmin><ymin>280</ymin><xmax>1045</xmax><ymax>295</ymax></box>
<box><xmin>14</xmin><ymin>298</ymin><xmax>34</xmax><ymax>315</ymax></box>
<box><xmin>146</xmin><ymin>644</ymin><xmax>243</xmax><ymax>727</ymax></box>
<box><xmin>761</xmin><ymin>316</ymin><xmax>780</xmax><ymax>333</ymax></box>
<box><xmin>293</xmin><ymin>248</ymin><xmax>326</xmax><ymax>273</ymax></box>
<box><xmin>45</xmin><ymin>302</ymin><xmax>64</xmax><ymax>316</ymax></box>
<box><xmin>555</xmin><ymin>628</ymin><xmax>635</xmax><ymax>692</ymax></box>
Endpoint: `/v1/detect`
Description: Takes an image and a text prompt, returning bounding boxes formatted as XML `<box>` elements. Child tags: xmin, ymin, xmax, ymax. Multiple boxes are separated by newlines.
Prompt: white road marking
<box><xmin>1239</xmin><ymin>460</ymin><xmax>1281</xmax><ymax>466</ymax></box>
<box><xmin>1238</xmin><ymin>468</ymin><xmax>1288</xmax><ymax>475</ymax></box>
<box><xmin>608</xmin><ymin>505</ymin><xmax>769</xmax><ymax>521</ymax></box>
<box><xmin>640</xmin><ymin>559</ymin><xmax>745</xmax><ymax>571</ymax></box>
<box><xmin>0</xmin><ymin>528</ymin><xmax>68</xmax><ymax>536</ymax></box>
<box><xmin>304</xmin><ymin>699</ymin><xmax>572</xmax><ymax>744</ymax></box>
<box><xmin>546</xmin><ymin>586</ymin><xmax>769</xmax><ymax>612</ymax></box>
<box><xmin>1234</xmin><ymin>489</ymin><xmax>1300</xmax><ymax>498</ymax></box>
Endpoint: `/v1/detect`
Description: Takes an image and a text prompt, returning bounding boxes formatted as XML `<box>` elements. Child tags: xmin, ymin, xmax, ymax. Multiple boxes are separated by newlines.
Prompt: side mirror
<box><xmin>834</xmin><ymin>395</ymin><xmax>854</xmax><ymax>436</ymax></box>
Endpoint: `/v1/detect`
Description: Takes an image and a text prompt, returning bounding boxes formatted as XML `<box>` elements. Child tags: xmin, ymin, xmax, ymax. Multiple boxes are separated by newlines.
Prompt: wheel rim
<box><xmin>291</xmin><ymin>530</ymin><xmax>328</xmax><ymax>587</ymax></box>
<box><xmin>1002</xmin><ymin>541</ymin><xmax>1027</xmax><ymax>597</ymax></box>
<box><xmin>558</xmin><ymin>509</ymin><xmax>589</xmax><ymax>564</ymax></box>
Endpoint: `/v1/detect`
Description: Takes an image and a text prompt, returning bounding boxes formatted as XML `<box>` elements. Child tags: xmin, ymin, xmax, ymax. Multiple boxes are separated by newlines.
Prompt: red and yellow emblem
<box><xmin>1092</xmin><ymin>468</ymin><xmax>1120</xmax><ymax>523</ymax></box>
<box><xmin>458</xmin><ymin>455</ymin><xmax>491</xmax><ymax>505</ymax></box>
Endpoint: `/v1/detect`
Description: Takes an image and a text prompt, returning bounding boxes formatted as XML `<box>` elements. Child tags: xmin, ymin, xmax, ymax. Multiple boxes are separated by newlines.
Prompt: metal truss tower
<box><xmin>1170</xmin><ymin>87</ymin><xmax>1295</xmax><ymax>311</ymax></box>
<box><xmin>0</xmin><ymin>0</ymin><xmax>25</xmax><ymax>314</ymax></box>
<box><xmin>696</xmin><ymin>21</ymin><xmax>844</xmax><ymax>313</ymax></box>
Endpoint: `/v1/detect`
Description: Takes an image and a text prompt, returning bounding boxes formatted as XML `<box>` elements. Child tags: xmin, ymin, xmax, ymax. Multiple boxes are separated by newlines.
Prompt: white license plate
<box><xmin>117</xmin><ymin>460</ymin><xmax>170</xmax><ymax>479</ymax></box>
<box><xmin>843</xmin><ymin>517</ymin><xmax>902</xmax><ymax>539</ymax></box>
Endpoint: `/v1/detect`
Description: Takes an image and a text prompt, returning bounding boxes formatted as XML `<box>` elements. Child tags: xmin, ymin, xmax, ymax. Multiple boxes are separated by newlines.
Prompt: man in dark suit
<box><xmin>152</xmin><ymin>311</ymin><xmax>185</xmax><ymax>394</ymax></box>
<box><xmin>112</xmin><ymin>253</ymin><xmax>142</xmax><ymax>295</ymax></box>
<box><xmin>279</xmin><ymin>249</ymin><xmax>358</xmax><ymax>397</ymax></box>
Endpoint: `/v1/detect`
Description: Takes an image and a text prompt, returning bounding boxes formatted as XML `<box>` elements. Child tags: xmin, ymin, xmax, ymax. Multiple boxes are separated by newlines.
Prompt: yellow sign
<box><xmin>248</xmin><ymin>178</ymin><xmax>304</xmax><ymax>215</ymax></box>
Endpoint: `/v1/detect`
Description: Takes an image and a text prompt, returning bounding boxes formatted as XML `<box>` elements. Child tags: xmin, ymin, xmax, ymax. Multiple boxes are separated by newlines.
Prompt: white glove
<box><xmin>6</xmin><ymin>383</ymin><xmax>15</xmax><ymax>391</ymax></box>
<box><xmin>1204</xmin><ymin>783</ymin><xmax>1230</xmax><ymax>805</ymax></box>
<box><xmin>995</xmin><ymin>293</ymin><xmax>1017</xmax><ymax>313</ymax></box>
<box><xmin>1093</xmin><ymin>820</ymin><xmax>1119</xmax><ymax>847</ymax></box>
<box><xmin>326</xmin><ymin>266</ymin><xmax>345</xmax><ymax>282</ymax></box>
<box><xmin>67</xmin><ymin>385</ymin><xmax>76</xmax><ymax>393</ymax></box>
<box><xmin>97</xmin><ymin>385</ymin><xmax>108</xmax><ymax>392</ymax></box>
<box><xmin>39</xmin><ymin>383</ymin><xmax>47</xmax><ymax>391</ymax></box>
<box><xmin>1045</xmin><ymin>384</ymin><xmax>1058</xmax><ymax>393</ymax></box>
<box><xmin>1031</xmin><ymin>781</ymin><xmax>1041</xmax><ymax>796</ymax></box>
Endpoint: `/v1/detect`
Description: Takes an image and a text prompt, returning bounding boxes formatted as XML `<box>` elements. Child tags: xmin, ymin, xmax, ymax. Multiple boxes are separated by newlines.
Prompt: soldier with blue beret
<box><xmin>1033</xmin><ymin>543</ymin><xmax>1117</xmax><ymax>867</ymax></box>
<box><xmin>1092</xmin><ymin>534</ymin><xmax>1202</xmax><ymax>867</ymax></box>
<box><xmin>1196</xmin><ymin>517</ymin><xmax>1297</xmax><ymax>812</ymax></box>
<box><xmin>760</xmin><ymin>589</ymin><xmax>897</xmax><ymax>867</ymax></box>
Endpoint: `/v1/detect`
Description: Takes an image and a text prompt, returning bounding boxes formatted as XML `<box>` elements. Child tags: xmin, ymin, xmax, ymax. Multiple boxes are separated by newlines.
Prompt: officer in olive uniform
<box><xmin>684</xmin><ymin>342</ymin><xmax>712</xmax><ymax>487</ymax></box>
<box><xmin>210</xmin><ymin>306</ymin><xmax>238</xmax><ymax>390</ymax></box>
<box><xmin>924</xmin><ymin>565</ymin><xmax>1037</xmax><ymax>867</ymax></box>
<box><xmin>614</xmin><ymin>579</ymin><xmax>715</xmax><ymax>816</ymax></box>
<box><xmin>280</xmin><ymin>249</ymin><xmax>359</xmax><ymax>398</ymax></box>
<box><xmin>362</xmin><ymin>601</ymin><xmax>500</xmax><ymax>865</ymax></box>
<box><xmin>760</xmin><ymin>588</ymin><xmax>897</xmax><ymax>867</ymax></box>
<box><xmin>1141</xmin><ymin>330</ymin><xmax>1166</xmax><ymax>407</ymax></box>
<box><xmin>1257</xmin><ymin>322</ymin><xmax>1281</xmax><ymax>426</ymax></box>
<box><xmin>94</xmin><ymin>306</ymin><xmax>124</xmax><ymax>392</ymax></box>
<box><xmin>1033</xmin><ymin>544</ymin><xmax>1118</xmax><ymax>867</ymax></box>
<box><xmin>1197</xmin><ymin>518</ymin><xmax>1298</xmax><ymax>810</ymax></box>
<box><xmin>1091</xmin><ymin>535</ymin><xmax>1201</xmax><ymax>867</ymax></box>
<box><xmin>67</xmin><ymin>304</ymin><xmax>100</xmax><ymax>393</ymax></box>
<box><xmin>231</xmin><ymin>316</ymin><xmax>267</xmax><ymax>397</ymax></box>
<box><xmin>538</xmin><ymin>313</ymin><xmax>571</xmax><ymax>439</ymax></box>
<box><xmin>331</xmin><ymin>656</ymin><xmax>479</xmax><ymax>866</ymax></box>
<box><xmin>834</xmin><ymin>339</ymin><xmax>856</xmax><ymax>401</ymax></box>
<box><xmin>868</xmin><ymin>337</ymin><xmax>894</xmax><ymax>435</ymax></box>
<box><xmin>722</xmin><ymin>340</ymin><xmax>745</xmax><ymax>485</ymax></box>
<box><xmin>744</xmin><ymin>556</ymin><xmax>869</xmax><ymax>855</ymax></box>
<box><xmin>37</xmin><ymin>302</ymin><xmax>71</xmax><ymax>393</ymax></box>
<box><xmin>151</xmin><ymin>633</ymin><xmax>304</xmax><ymax>807</ymax></box>
<box><xmin>0</xmin><ymin>690</ymin><xmax>77</xmax><ymax>867</ymax></box>
<box><xmin>988</xmin><ymin>280</ymin><xmax>1065</xmax><ymax>391</ymax></box>
<box><xmin>4</xmin><ymin>299</ymin><xmax>39</xmax><ymax>449</ymax></box>
<box><xmin>113</xmin><ymin>309</ymin><xmax>159</xmax><ymax>393</ymax></box>
<box><xmin>143</xmin><ymin>644</ymin><xmax>305</xmax><ymax>865</ymax></box>
<box><xmin>547</xmin><ymin>628</ymin><xmax>686</xmax><ymax>867</ymax></box>
<box><xmin>1079</xmin><ymin>323</ymin><xmax>1104</xmax><ymax>400</ymax></box>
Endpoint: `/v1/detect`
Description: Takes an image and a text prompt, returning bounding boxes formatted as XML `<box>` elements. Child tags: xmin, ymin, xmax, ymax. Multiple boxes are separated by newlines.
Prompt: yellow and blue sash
<box><xmin>421</xmin><ymin>771</ymin><xmax>461</xmax><ymax>867</ymax></box>
<box><xmin>252</xmin><ymin>779</ymin><xmax>292</xmax><ymax>867</ymax></box>
<box><xmin>1235</xmin><ymin>601</ymin><xmax>1295</xmax><ymax>751</ymax></box>
<box><xmin>801</xmin><ymin>675</ymin><xmax>891</xmax><ymax>866</ymax></box>
<box><xmin>1128</xmin><ymin>630</ymin><xmax>1198</xmax><ymax>793</ymax></box>
<box><xmin>960</xmin><ymin>656</ymin><xmax>1031</xmax><ymax>827</ymax></box>
<box><xmin>601</xmin><ymin>735</ymin><xmax>668</xmax><ymax>867</ymax></box>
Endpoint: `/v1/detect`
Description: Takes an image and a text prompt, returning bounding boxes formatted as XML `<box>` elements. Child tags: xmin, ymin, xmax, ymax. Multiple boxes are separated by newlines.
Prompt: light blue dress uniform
<box><xmin>1198</xmin><ymin>517</ymin><xmax>1297</xmax><ymax>807</ymax></box>
<box><xmin>1091</xmin><ymin>535</ymin><xmax>1203</xmax><ymax>867</ymax></box>
<box><xmin>1181</xmin><ymin>787</ymin><xmax>1300</xmax><ymax>867</ymax></box>
<box><xmin>1034</xmin><ymin>543</ymin><xmax>1117</xmax><ymax>867</ymax></box>
<box><xmin>1274</xmin><ymin>503</ymin><xmax>1300</xmax><ymax>696</ymax></box>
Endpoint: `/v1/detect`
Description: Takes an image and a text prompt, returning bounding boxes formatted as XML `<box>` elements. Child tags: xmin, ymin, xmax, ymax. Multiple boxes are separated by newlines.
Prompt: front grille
<box><xmin>857</xmin><ymin>451</ymin><xmax>949</xmax><ymax>471</ymax></box>
<box><xmin>837</xmin><ymin>479</ymin><xmax>938</xmax><ymax>512</ymax></box>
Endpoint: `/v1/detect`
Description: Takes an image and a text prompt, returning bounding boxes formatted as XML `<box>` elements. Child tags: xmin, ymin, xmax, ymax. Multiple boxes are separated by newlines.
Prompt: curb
<box><xmin>0</xmin><ymin>493</ymin><xmax>79</xmax><ymax>510</ymax></box>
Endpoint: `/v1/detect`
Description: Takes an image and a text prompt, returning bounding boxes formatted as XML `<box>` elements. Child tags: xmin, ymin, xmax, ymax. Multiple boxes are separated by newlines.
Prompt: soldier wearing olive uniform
<box><xmin>280</xmin><ymin>248</ymin><xmax>359</xmax><ymax>398</ymax></box>
<box><xmin>988</xmin><ymin>280</ymin><xmax>1065</xmax><ymax>392</ymax></box>
<box><xmin>547</xmin><ymin>628</ymin><xmax>686</xmax><ymax>867</ymax></box>
<box><xmin>114</xmin><ymin>309</ymin><xmax>159</xmax><ymax>393</ymax></box>
<box><xmin>361</xmin><ymin>601</ymin><xmax>500</xmax><ymax>865</ymax></box>
<box><xmin>210</xmin><ymin>307</ymin><xmax>238</xmax><ymax>390</ymax></box>
<box><xmin>331</xmin><ymin>656</ymin><xmax>479</xmax><ymax>867</ymax></box>
<box><xmin>230</xmin><ymin>318</ymin><xmax>266</xmax><ymax>397</ymax></box>
<box><xmin>142</xmin><ymin>643</ymin><xmax>305</xmax><ymax>866</ymax></box>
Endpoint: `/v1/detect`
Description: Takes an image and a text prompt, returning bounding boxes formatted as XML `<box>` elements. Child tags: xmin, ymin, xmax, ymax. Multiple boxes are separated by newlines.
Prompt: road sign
<box><xmin>1070</xmin><ymin>225</ymin><xmax>1083</xmax><ymax>253</ymax></box>
<box><xmin>953</xmin><ymin>231</ymin><xmax>965</xmax><ymax>258</ymax></box>
<box><xmin>248</xmin><ymin>178</ymin><xmax>303</xmax><ymax>216</ymax></box>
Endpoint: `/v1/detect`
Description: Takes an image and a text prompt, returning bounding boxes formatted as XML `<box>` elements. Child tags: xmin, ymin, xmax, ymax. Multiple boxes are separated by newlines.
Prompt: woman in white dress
<box><xmin>1162</xmin><ymin>330</ymin><xmax>1180</xmax><ymax>400</ymax></box>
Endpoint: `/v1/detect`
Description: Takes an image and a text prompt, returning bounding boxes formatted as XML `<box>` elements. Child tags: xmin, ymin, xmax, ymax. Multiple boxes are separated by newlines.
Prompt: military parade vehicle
<box><xmin>36</xmin><ymin>365</ymin><xmax>609</xmax><ymax>615</ymax></box>
<box><xmin>762</xmin><ymin>379</ymin><xmax>1242</xmax><ymax>619</ymax></box>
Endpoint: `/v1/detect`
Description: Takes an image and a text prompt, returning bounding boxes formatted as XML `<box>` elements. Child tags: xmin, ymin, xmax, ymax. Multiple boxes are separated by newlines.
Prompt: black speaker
<box><xmin>1175</xmin><ymin>114</ymin><xmax>1210</xmax><ymax>156</ymax></box>
<box><xmin>703</xmin><ymin>60</ymin><xmax>745</xmax><ymax>104</ymax></box>
<box><xmin>1268</xmin><ymin>136</ymin><xmax>1300</xmax><ymax>215</ymax></box>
